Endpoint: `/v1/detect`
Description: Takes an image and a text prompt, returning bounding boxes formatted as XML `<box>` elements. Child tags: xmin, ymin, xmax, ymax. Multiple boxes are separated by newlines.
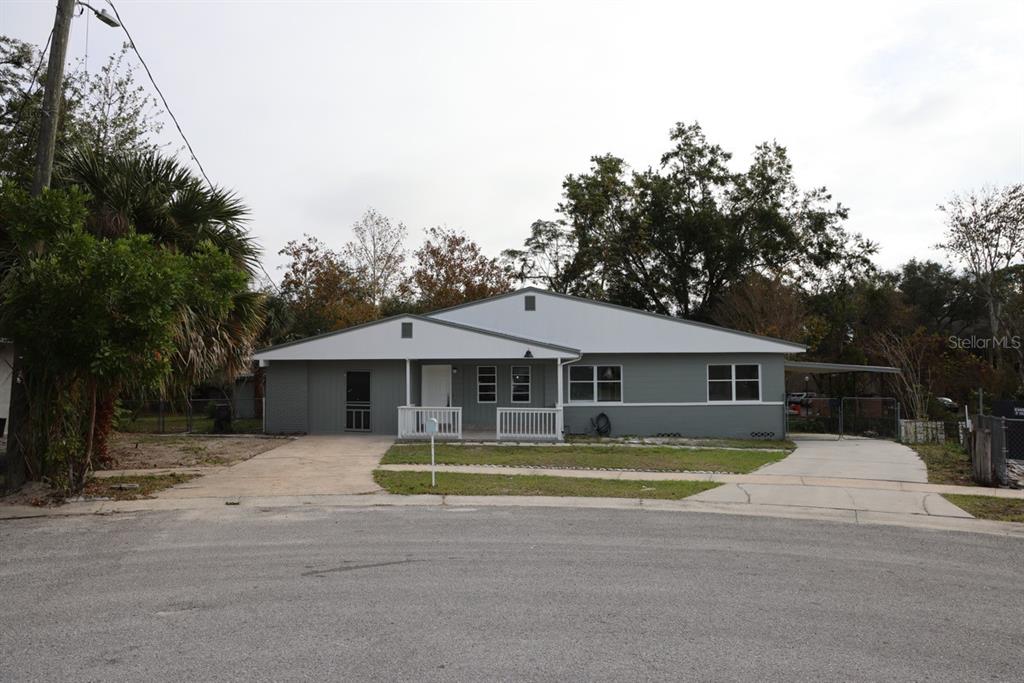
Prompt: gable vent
<box><xmin>401</xmin><ymin>322</ymin><xmax>413</xmax><ymax>338</ymax></box>
<box><xmin>524</xmin><ymin>295</ymin><xmax>536</xmax><ymax>311</ymax></box>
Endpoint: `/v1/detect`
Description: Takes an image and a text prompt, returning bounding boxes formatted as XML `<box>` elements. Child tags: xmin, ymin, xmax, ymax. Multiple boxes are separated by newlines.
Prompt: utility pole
<box><xmin>31</xmin><ymin>0</ymin><xmax>76</xmax><ymax>195</ymax></box>
<box><xmin>4</xmin><ymin>0</ymin><xmax>76</xmax><ymax>491</ymax></box>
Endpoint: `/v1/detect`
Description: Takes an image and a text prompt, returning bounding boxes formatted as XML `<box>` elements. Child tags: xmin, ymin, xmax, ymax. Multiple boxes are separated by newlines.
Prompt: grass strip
<box><xmin>910</xmin><ymin>441</ymin><xmax>975</xmax><ymax>486</ymax></box>
<box><xmin>568</xmin><ymin>436</ymin><xmax>795</xmax><ymax>450</ymax></box>
<box><xmin>374</xmin><ymin>469</ymin><xmax>720</xmax><ymax>500</ymax></box>
<box><xmin>943</xmin><ymin>494</ymin><xmax>1024</xmax><ymax>523</ymax></box>
<box><xmin>382</xmin><ymin>443</ymin><xmax>785</xmax><ymax>474</ymax></box>
<box><xmin>82</xmin><ymin>473</ymin><xmax>197</xmax><ymax>500</ymax></box>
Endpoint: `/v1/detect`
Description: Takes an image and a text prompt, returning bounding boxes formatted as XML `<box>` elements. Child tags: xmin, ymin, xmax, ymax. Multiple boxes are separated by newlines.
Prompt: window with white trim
<box><xmin>477</xmin><ymin>366</ymin><xmax>496</xmax><ymax>403</ymax></box>
<box><xmin>511</xmin><ymin>365</ymin><xmax>531</xmax><ymax>403</ymax></box>
<box><xmin>568</xmin><ymin>365</ymin><xmax>623</xmax><ymax>403</ymax></box>
<box><xmin>708</xmin><ymin>364</ymin><xmax>760</xmax><ymax>402</ymax></box>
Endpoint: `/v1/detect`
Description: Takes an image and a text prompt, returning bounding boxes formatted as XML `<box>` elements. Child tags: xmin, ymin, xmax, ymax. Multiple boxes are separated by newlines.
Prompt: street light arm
<box><xmin>76</xmin><ymin>1</ymin><xmax>120</xmax><ymax>27</ymax></box>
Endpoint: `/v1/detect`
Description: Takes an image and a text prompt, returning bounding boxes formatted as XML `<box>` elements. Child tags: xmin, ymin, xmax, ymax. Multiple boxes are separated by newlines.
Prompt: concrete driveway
<box><xmin>757</xmin><ymin>435</ymin><xmax>929</xmax><ymax>482</ymax></box>
<box><xmin>690</xmin><ymin>435</ymin><xmax>970</xmax><ymax>518</ymax></box>
<box><xmin>160</xmin><ymin>435</ymin><xmax>392</xmax><ymax>499</ymax></box>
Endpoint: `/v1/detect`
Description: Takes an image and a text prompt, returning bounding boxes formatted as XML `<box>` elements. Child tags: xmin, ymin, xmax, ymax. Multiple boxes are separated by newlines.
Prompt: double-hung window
<box><xmin>568</xmin><ymin>365</ymin><xmax>622</xmax><ymax>403</ymax></box>
<box><xmin>477</xmin><ymin>366</ymin><xmax>496</xmax><ymax>403</ymax></box>
<box><xmin>511</xmin><ymin>365</ymin><xmax>531</xmax><ymax>403</ymax></box>
<box><xmin>707</xmin><ymin>364</ymin><xmax>760</xmax><ymax>402</ymax></box>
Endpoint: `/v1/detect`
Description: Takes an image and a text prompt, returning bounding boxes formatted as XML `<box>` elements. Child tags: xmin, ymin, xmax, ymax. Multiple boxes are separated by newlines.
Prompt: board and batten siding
<box><xmin>264</xmin><ymin>361</ymin><xmax>308</xmax><ymax>433</ymax></box>
<box><xmin>265</xmin><ymin>360</ymin><xmax>405</xmax><ymax>435</ymax></box>
<box><xmin>560</xmin><ymin>353</ymin><xmax>786</xmax><ymax>439</ymax></box>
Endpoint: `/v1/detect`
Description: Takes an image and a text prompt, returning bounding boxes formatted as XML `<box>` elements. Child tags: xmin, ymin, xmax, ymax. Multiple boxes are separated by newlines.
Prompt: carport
<box><xmin>784</xmin><ymin>361</ymin><xmax>901</xmax><ymax>439</ymax></box>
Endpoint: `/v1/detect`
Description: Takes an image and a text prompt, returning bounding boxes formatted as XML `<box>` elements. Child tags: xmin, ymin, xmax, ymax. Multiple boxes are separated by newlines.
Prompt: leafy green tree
<box><xmin>897</xmin><ymin>259</ymin><xmax>981</xmax><ymax>337</ymax></box>
<box><xmin>0</xmin><ymin>37</ymin><xmax>164</xmax><ymax>187</ymax></box>
<box><xmin>57</xmin><ymin>148</ymin><xmax>263</xmax><ymax>387</ymax></box>
<box><xmin>515</xmin><ymin>122</ymin><xmax>865</xmax><ymax>320</ymax></box>
<box><xmin>0</xmin><ymin>184</ymin><xmax>247</xmax><ymax>491</ymax></box>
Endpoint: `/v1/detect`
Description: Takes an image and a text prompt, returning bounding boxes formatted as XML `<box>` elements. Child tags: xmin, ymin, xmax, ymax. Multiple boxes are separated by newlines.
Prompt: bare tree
<box><xmin>872</xmin><ymin>331</ymin><xmax>932</xmax><ymax>420</ymax></box>
<box><xmin>501</xmin><ymin>219</ymin><xmax>578</xmax><ymax>293</ymax></box>
<box><xmin>937</xmin><ymin>184</ymin><xmax>1024</xmax><ymax>364</ymax></box>
<box><xmin>712</xmin><ymin>271</ymin><xmax>809</xmax><ymax>344</ymax></box>
<box><xmin>343</xmin><ymin>209</ymin><xmax>407</xmax><ymax>308</ymax></box>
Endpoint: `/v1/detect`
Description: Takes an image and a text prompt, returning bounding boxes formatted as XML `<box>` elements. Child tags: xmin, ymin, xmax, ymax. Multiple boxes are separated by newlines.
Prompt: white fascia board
<box><xmin>253</xmin><ymin>316</ymin><xmax>578</xmax><ymax>361</ymax></box>
<box><xmin>429</xmin><ymin>289</ymin><xmax>806</xmax><ymax>354</ymax></box>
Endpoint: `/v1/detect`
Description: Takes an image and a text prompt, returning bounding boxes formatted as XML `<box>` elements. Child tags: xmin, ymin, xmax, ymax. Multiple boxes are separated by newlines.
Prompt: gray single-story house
<box><xmin>252</xmin><ymin>287</ymin><xmax>807</xmax><ymax>440</ymax></box>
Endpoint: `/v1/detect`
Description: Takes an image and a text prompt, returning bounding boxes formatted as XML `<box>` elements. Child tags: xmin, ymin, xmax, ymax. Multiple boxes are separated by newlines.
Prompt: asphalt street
<box><xmin>1</xmin><ymin>506</ymin><xmax>1021</xmax><ymax>682</ymax></box>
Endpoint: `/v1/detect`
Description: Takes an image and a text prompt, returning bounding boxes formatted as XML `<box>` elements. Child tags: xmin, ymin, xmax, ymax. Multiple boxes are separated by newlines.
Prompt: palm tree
<box><xmin>58</xmin><ymin>148</ymin><xmax>265</xmax><ymax>388</ymax></box>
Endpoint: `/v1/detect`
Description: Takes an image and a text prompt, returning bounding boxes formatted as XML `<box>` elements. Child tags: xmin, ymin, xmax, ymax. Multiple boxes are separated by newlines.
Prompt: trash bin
<box><xmin>212</xmin><ymin>404</ymin><xmax>233</xmax><ymax>434</ymax></box>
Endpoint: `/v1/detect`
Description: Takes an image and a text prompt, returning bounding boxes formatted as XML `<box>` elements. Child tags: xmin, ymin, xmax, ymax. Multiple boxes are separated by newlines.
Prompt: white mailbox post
<box><xmin>425</xmin><ymin>417</ymin><xmax>439</xmax><ymax>487</ymax></box>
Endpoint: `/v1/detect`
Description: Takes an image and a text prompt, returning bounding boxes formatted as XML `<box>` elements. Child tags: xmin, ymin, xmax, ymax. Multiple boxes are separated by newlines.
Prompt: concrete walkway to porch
<box><xmin>159</xmin><ymin>435</ymin><xmax>392</xmax><ymax>498</ymax></box>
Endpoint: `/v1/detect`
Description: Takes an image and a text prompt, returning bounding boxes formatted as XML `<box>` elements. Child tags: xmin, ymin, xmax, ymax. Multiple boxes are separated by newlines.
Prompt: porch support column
<box><xmin>405</xmin><ymin>359</ymin><xmax>411</xmax><ymax>406</ymax></box>
<box><xmin>556</xmin><ymin>358</ymin><xmax>563</xmax><ymax>408</ymax></box>
<box><xmin>556</xmin><ymin>358</ymin><xmax>564</xmax><ymax>441</ymax></box>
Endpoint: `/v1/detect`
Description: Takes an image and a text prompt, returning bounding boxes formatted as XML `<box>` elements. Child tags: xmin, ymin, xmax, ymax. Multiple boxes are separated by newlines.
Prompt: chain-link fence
<box><xmin>786</xmin><ymin>396</ymin><xmax>899</xmax><ymax>440</ymax></box>
<box><xmin>841</xmin><ymin>397</ymin><xmax>899</xmax><ymax>439</ymax></box>
<box><xmin>116</xmin><ymin>397</ymin><xmax>264</xmax><ymax>434</ymax></box>
<box><xmin>786</xmin><ymin>397</ymin><xmax>842</xmax><ymax>436</ymax></box>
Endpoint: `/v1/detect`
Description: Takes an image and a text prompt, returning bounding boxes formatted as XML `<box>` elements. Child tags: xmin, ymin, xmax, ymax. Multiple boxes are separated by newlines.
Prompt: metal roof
<box><xmin>785</xmin><ymin>361</ymin><xmax>900</xmax><ymax>374</ymax></box>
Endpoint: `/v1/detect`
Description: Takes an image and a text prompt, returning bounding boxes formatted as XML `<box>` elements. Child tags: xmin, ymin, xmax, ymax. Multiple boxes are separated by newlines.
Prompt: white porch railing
<box><xmin>398</xmin><ymin>406</ymin><xmax>462</xmax><ymax>439</ymax></box>
<box><xmin>497</xmin><ymin>407</ymin><xmax>562</xmax><ymax>441</ymax></box>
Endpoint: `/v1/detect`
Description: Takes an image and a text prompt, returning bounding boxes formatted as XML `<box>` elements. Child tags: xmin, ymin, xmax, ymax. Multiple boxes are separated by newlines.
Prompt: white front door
<box><xmin>421</xmin><ymin>364</ymin><xmax>452</xmax><ymax>407</ymax></box>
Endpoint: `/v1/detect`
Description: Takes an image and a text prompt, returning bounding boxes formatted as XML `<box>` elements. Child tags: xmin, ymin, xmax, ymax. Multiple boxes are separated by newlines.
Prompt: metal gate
<box><xmin>786</xmin><ymin>396</ymin><xmax>900</xmax><ymax>440</ymax></box>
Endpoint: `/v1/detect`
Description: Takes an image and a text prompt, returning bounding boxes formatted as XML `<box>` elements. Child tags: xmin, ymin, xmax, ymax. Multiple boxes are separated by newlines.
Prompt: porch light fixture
<box><xmin>524</xmin><ymin>350</ymin><xmax>533</xmax><ymax>358</ymax></box>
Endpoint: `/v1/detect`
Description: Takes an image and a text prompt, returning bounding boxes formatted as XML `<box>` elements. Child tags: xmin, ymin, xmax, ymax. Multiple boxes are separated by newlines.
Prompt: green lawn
<box><xmin>910</xmin><ymin>441</ymin><xmax>975</xmax><ymax>486</ymax></box>
<box><xmin>943</xmin><ymin>494</ymin><xmax>1024</xmax><ymax>523</ymax></box>
<box><xmin>382</xmin><ymin>443</ymin><xmax>786</xmax><ymax>474</ymax></box>
<box><xmin>116</xmin><ymin>415</ymin><xmax>263</xmax><ymax>434</ymax></box>
<box><xmin>374</xmin><ymin>470</ymin><xmax>720</xmax><ymax>500</ymax></box>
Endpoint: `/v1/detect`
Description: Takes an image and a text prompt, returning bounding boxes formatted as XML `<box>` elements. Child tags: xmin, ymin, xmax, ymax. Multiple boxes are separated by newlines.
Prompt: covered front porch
<box><xmin>396</xmin><ymin>358</ymin><xmax>567</xmax><ymax>441</ymax></box>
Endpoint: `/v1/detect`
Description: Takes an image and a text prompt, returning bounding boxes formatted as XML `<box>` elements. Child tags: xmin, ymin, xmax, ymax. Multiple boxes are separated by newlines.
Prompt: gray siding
<box><xmin>266</xmin><ymin>353</ymin><xmax>788</xmax><ymax>439</ymax></box>
<box><xmin>562</xmin><ymin>404</ymin><xmax>784</xmax><ymax>439</ymax></box>
<box><xmin>561</xmin><ymin>353</ymin><xmax>785</xmax><ymax>404</ymax></box>
<box><xmin>453</xmin><ymin>360</ymin><xmax>553</xmax><ymax>429</ymax></box>
<box><xmin>265</xmin><ymin>360</ymin><xmax>405</xmax><ymax>435</ymax></box>
<box><xmin>265</xmin><ymin>361</ymin><xmax>308</xmax><ymax>433</ymax></box>
<box><xmin>560</xmin><ymin>353</ymin><xmax>786</xmax><ymax>439</ymax></box>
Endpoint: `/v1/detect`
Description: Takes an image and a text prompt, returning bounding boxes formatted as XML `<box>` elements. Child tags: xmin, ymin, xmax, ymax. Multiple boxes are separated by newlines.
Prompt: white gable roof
<box><xmin>253</xmin><ymin>314</ymin><xmax>580</xmax><ymax>362</ymax></box>
<box><xmin>428</xmin><ymin>288</ymin><xmax>806</xmax><ymax>354</ymax></box>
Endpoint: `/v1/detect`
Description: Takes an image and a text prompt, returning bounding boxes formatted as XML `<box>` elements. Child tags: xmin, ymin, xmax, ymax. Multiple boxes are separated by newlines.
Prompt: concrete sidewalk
<box><xmin>375</xmin><ymin>463</ymin><xmax>1024</xmax><ymax>499</ymax></box>
<box><xmin>376</xmin><ymin>462</ymin><xmax>1017</xmax><ymax>518</ymax></box>
<box><xmin>3</xmin><ymin>490</ymin><xmax>1024</xmax><ymax>538</ymax></box>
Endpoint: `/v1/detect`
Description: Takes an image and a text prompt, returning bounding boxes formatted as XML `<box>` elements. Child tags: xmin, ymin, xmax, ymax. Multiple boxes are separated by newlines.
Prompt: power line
<box><xmin>5</xmin><ymin>29</ymin><xmax>53</xmax><ymax>137</ymax></box>
<box><xmin>102</xmin><ymin>0</ymin><xmax>280</xmax><ymax>293</ymax></box>
<box><xmin>103</xmin><ymin>0</ymin><xmax>213</xmax><ymax>188</ymax></box>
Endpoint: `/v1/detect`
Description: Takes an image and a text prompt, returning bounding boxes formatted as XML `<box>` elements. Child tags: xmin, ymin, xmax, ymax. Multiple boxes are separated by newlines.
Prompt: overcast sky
<box><xmin>3</xmin><ymin>0</ymin><xmax>1022</xmax><ymax>281</ymax></box>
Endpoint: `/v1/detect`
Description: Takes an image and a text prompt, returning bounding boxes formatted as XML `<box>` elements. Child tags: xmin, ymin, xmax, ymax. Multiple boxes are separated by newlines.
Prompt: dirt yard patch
<box><xmin>106</xmin><ymin>433</ymin><xmax>289</xmax><ymax>470</ymax></box>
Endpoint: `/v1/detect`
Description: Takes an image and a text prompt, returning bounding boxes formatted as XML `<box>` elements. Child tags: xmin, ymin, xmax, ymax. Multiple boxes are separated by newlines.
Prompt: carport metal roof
<box><xmin>784</xmin><ymin>361</ymin><xmax>900</xmax><ymax>374</ymax></box>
